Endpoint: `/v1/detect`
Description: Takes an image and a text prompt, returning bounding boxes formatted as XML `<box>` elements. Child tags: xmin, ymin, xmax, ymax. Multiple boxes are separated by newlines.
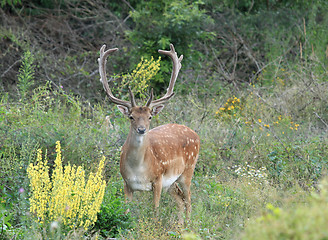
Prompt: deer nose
<box><xmin>137</xmin><ymin>127</ymin><xmax>146</xmax><ymax>134</ymax></box>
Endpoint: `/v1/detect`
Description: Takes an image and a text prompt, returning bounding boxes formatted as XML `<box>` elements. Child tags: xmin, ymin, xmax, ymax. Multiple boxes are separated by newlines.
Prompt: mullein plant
<box><xmin>27</xmin><ymin>141</ymin><xmax>106</xmax><ymax>230</ymax></box>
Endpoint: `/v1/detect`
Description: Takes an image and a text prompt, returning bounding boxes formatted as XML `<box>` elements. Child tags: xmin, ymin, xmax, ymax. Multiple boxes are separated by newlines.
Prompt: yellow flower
<box><xmin>27</xmin><ymin>141</ymin><xmax>106</xmax><ymax>230</ymax></box>
<box><xmin>258</xmin><ymin>119</ymin><xmax>262</xmax><ymax>123</ymax></box>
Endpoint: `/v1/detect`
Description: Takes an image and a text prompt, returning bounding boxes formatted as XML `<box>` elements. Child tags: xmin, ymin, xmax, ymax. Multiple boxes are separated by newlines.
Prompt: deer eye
<box><xmin>149</xmin><ymin>116</ymin><xmax>152</xmax><ymax>120</ymax></box>
<box><xmin>129</xmin><ymin>116</ymin><xmax>134</xmax><ymax>120</ymax></box>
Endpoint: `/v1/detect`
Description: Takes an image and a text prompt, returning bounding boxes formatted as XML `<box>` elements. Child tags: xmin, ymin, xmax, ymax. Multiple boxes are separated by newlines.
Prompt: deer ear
<box><xmin>117</xmin><ymin>105</ymin><xmax>130</xmax><ymax>116</ymax></box>
<box><xmin>151</xmin><ymin>105</ymin><xmax>165</xmax><ymax>116</ymax></box>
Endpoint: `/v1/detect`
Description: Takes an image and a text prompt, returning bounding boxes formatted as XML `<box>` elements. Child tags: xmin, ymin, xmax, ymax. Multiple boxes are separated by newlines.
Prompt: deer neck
<box><xmin>124</xmin><ymin>127</ymin><xmax>149</xmax><ymax>165</ymax></box>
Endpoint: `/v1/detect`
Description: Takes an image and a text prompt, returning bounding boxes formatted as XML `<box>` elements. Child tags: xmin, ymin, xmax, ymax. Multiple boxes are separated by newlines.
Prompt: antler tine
<box><xmin>145</xmin><ymin>88</ymin><xmax>154</xmax><ymax>107</ymax></box>
<box><xmin>149</xmin><ymin>44</ymin><xmax>183</xmax><ymax>107</ymax></box>
<box><xmin>128</xmin><ymin>87</ymin><xmax>137</xmax><ymax>107</ymax></box>
<box><xmin>98</xmin><ymin>45</ymin><xmax>132</xmax><ymax>108</ymax></box>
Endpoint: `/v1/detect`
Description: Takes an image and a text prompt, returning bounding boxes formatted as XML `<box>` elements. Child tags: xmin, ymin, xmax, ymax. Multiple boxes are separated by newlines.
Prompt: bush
<box><xmin>242</xmin><ymin>178</ymin><xmax>328</xmax><ymax>240</ymax></box>
<box><xmin>93</xmin><ymin>181</ymin><xmax>132</xmax><ymax>238</ymax></box>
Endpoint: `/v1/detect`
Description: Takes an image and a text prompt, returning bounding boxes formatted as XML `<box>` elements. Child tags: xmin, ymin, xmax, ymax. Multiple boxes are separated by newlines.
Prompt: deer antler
<box><xmin>148</xmin><ymin>44</ymin><xmax>183</xmax><ymax>108</ymax></box>
<box><xmin>98</xmin><ymin>45</ymin><xmax>136</xmax><ymax>108</ymax></box>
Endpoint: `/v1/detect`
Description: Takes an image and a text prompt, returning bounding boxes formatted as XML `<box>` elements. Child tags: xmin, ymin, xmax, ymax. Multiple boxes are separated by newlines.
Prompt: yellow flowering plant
<box><xmin>215</xmin><ymin>96</ymin><xmax>242</xmax><ymax>120</ymax></box>
<box><xmin>27</xmin><ymin>141</ymin><xmax>106</xmax><ymax>230</ymax></box>
<box><xmin>114</xmin><ymin>56</ymin><xmax>161</xmax><ymax>100</ymax></box>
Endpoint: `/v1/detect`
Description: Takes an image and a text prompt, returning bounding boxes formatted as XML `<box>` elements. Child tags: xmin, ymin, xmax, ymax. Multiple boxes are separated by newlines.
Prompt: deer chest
<box><xmin>123</xmin><ymin>164</ymin><xmax>153</xmax><ymax>191</ymax></box>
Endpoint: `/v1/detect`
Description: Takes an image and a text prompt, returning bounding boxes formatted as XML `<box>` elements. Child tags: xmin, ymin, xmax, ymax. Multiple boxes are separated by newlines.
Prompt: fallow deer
<box><xmin>98</xmin><ymin>44</ymin><xmax>200</xmax><ymax>223</ymax></box>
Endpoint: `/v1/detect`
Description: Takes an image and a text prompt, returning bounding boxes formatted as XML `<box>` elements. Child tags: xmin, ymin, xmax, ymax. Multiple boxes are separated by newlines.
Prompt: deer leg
<box><xmin>123</xmin><ymin>181</ymin><xmax>133</xmax><ymax>202</ymax></box>
<box><xmin>169</xmin><ymin>183</ymin><xmax>185</xmax><ymax>224</ymax></box>
<box><xmin>181</xmin><ymin>184</ymin><xmax>191</xmax><ymax>219</ymax></box>
<box><xmin>123</xmin><ymin>182</ymin><xmax>133</xmax><ymax>214</ymax></box>
<box><xmin>152</xmin><ymin>176</ymin><xmax>163</xmax><ymax>216</ymax></box>
<box><xmin>179</xmin><ymin>174</ymin><xmax>193</xmax><ymax>220</ymax></box>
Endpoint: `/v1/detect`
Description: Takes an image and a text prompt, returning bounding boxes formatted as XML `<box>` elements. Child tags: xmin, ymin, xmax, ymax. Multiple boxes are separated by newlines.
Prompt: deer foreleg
<box><xmin>152</xmin><ymin>176</ymin><xmax>163</xmax><ymax>216</ymax></box>
<box><xmin>123</xmin><ymin>181</ymin><xmax>133</xmax><ymax>202</ymax></box>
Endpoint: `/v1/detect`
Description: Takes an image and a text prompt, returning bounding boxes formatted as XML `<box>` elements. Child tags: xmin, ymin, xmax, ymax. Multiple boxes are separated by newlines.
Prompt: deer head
<box><xmin>98</xmin><ymin>44</ymin><xmax>182</xmax><ymax>119</ymax></box>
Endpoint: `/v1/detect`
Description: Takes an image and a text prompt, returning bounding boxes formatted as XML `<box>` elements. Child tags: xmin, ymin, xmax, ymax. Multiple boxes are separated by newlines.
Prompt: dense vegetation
<box><xmin>1</xmin><ymin>0</ymin><xmax>328</xmax><ymax>239</ymax></box>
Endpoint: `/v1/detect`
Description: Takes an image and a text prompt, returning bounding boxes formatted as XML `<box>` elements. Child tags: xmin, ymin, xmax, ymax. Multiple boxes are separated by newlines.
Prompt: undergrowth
<box><xmin>1</xmin><ymin>59</ymin><xmax>327</xmax><ymax>238</ymax></box>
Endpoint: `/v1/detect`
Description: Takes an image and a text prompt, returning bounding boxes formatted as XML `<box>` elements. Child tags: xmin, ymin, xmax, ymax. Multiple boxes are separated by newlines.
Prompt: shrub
<box><xmin>27</xmin><ymin>141</ymin><xmax>106</xmax><ymax>231</ymax></box>
<box><xmin>242</xmin><ymin>178</ymin><xmax>328</xmax><ymax>240</ymax></box>
<box><xmin>93</xmin><ymin>182</ymin><xmax>132</xmax><ymax>238</ymax></box>
<box><xmin>113</xmin><ymin>55</ymin><xmax>161</xmax><ymax>101</ymax></box>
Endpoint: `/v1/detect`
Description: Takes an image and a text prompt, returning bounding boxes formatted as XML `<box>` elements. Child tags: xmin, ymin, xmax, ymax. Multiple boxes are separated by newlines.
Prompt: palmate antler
<box><xmin>98</xmin><ymin>44</ymin><xmax>183</xmax><ymax>109</ymax></box>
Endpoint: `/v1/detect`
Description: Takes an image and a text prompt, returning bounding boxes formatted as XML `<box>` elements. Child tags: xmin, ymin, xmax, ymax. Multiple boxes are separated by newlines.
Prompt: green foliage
<box><xmin>17</xmin><ymin>50</ymin><xmax>35</xmax><ymax>100</ymax></box>
<box><xmin>0</xmin><ymin>85</ymin><xmax>122</xmax><ymax>238</ymax></box>
<box><xmin>126</xmin><ymin>0</ymin><xmax>214</xmax><ymax>90</ymax></box>
<box><xmin>0</xmin><ymin>0</ymin><xmax>21</xmax><ymax>8</ymax></box>
<box><xmin>242</xmin><ymin>178</ymin><xmax>328</xmax><ymax>240</ymax></box>
<box><xmin>0</xmin><ymin>186</ymin><xmax>13</xmax><ymax>239</ymax></box>
<box><xmin>265</xmin><ymin>138</ymin><xmax>328</xmax><ymax>187</ymax></box>
<box><xmin>113</xmin><ymin>56</ymin><xmax>161</xmax><ymax>101</ymax></box>
<box><xmin>128</xmin><ymin>0</ymin><xmax>214</xmax><ymax>53</ymax></box>
<box><xmin>93</xmin><ymin>182</ymin><xmax>132</xmax><ymax>238</ymax></box>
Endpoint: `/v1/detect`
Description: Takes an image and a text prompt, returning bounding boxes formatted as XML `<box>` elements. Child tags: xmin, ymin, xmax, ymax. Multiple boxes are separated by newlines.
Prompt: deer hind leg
<box><xmin>180</xmin><ymin>182</ymin><xmax>191</xmax><ymax>219</ymax></box>
<box><xmin>169</xmin><ymin>182</ymin><xmax>185</xmax><ymax>224</ymax></box>
<box><xmin>179</xmin><ymin>169</ymin><xmax>195</xmax><ymax>220</ymax></box>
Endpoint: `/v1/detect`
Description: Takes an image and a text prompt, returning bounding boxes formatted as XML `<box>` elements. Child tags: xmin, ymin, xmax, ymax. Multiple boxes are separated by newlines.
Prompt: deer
<box><xmin>98</xmin><ymin>44</ymin><xmax>200</xmax><ymax>223</ymax></box>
